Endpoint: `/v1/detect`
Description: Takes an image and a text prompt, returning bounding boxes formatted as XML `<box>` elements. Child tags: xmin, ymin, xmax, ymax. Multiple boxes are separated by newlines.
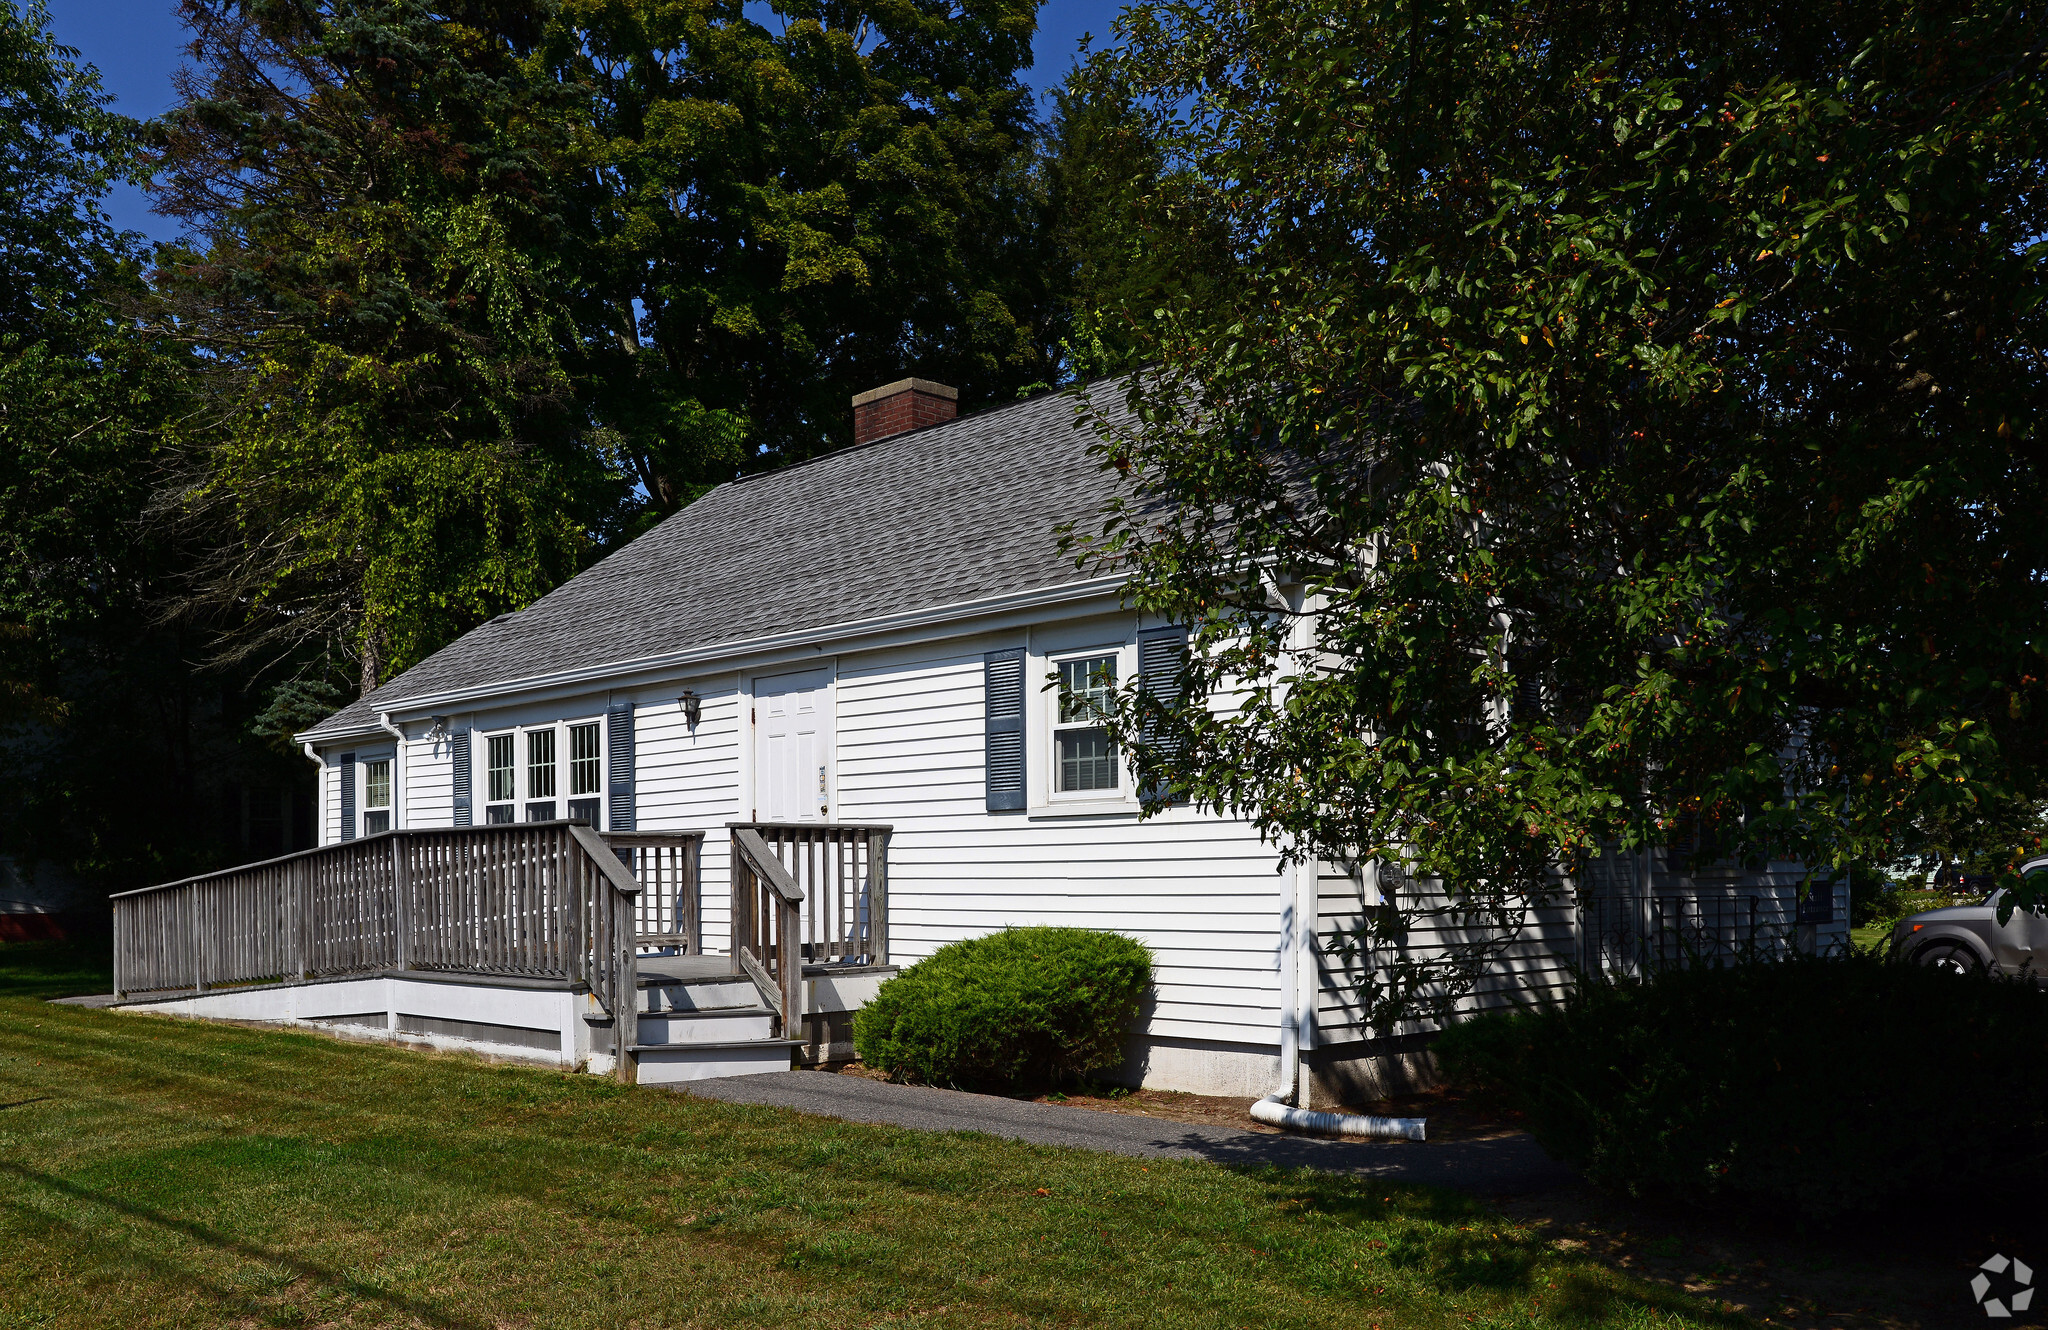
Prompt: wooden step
<box><xmin>631</xmin><ymin>1039</ymin><xmax>800</xmax><ymax>1085</ymax></box>
<box><xmin>638</xmin><ymin>981</ymin><xmax>758</xmax><ymax>1014</ymax></box>
<box><xmin>633</xmin><ymin>1008</ymin><xmax>776</xmax><ymax>1045</ymax></box>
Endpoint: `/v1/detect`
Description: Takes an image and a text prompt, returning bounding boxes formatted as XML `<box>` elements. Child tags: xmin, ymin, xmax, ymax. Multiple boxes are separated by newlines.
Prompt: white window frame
<box><xmin>483</xmin><ymin>730</ymin><xmax>517</xmax><ymax>823</ymax></box>
<box><xmin>477</xmin><ymin>715</ymin><xmax>607</xmax><ymax>827</ymax></box>
<box><xmin>567</xmin><ymin>720</ymin><xmax>603</xmax><ymax>799</ymax></box>
<box><xmin>360</xmin><ymin>752</ymin><xmax>394</xmax><ymax>835</ymax></box>
<box><xmin>1050</xmin><ymin>649</ymin><xmax>1122</xmax><ymax>797</ymax></box>
<box><xmin>1034</xmin><ymin>639</ymin><xmax>1140</xmax><ymax>814</ymax></box>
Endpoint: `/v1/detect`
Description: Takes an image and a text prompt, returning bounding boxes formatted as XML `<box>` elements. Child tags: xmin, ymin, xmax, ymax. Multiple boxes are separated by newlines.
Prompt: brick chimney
<box><xmin>852</xmin><ymin>377</ymin><xmax>958</xmax><ymax>445</ymax></box>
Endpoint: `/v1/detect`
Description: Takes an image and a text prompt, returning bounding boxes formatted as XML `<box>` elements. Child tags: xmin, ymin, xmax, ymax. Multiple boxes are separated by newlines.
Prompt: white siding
<box><xmin>1313</xmin><ymin>850</ymin><xmax>1852</xmax><ymax>1043</ymax></box>
<box><xmin>830</xmin><ymin>640</ymin><xmax>1289</xmax><ymax>1050</ymax></box>
<box><xmin>320</xmin><ymin>753</ymin><xmax>342</xmax><ymax>845</ymax></box>
<box><xmin>300</xmin><ymin>598</ymin><xmax>1838</xmax><ymax>1094</ymax></box>
<box><xmin>1314</xmin><ymin>860</ymin><xmax>1579</xmax><ymax>1043</ymax></box>
<box><xmin>608</xmin><ymin>628</ymin><xmax>1293</xmax><ymax>1058</ymax></box>
<box><xmin>634</xmin><ymin>684</ymin><xmax>743</xmax><ymax>945</ymax></box>
<box><xmin>403</xmin><ymin>729</ymin><xmax>455</xmax><ymax>828</ymax></box>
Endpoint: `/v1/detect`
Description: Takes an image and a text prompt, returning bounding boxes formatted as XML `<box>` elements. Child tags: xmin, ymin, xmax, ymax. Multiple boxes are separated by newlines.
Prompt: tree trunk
<box><xmin>360</xmin><ymin>624</ymin><xmax>383</xmax><ymax>695</ymax></box>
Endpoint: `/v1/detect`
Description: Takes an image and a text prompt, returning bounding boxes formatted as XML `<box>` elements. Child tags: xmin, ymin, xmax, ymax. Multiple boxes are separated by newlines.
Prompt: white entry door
<box><xmin>754</xmin><ymin>667</ymin><xmax>833</xmax><ymax>822</ymax></box>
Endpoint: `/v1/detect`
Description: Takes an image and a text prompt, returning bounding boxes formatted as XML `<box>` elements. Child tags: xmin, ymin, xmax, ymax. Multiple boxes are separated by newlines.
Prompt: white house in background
<box><xmin>260</xmin><ymin>376</ymin><xmax>1837</xmax><ymax>1101</ymax></box>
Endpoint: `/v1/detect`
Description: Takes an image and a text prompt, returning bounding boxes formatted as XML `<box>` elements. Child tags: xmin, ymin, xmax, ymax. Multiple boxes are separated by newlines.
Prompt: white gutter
<box><xmin>300</xmin><ymin>741</ymin><xmax>325</xmax><ymax>848</ymax></box>
<box><xmin>1278</xmin><ymin>850</ymin><xmax>1311</xmax><ymax>1099</ymax></box>
<box><xmin>375</xmin><ymin>712</ymin><xmax>406</xmax><ymax>830</ymax></box>
<box><xmin>295</xmin><ymin>573</ymin><xmax>1129</xmax><ymax>743</ymax></box>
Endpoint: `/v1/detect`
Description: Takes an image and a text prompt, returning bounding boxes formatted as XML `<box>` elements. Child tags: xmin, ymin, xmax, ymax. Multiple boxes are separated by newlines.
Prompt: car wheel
<box><xmin>1915</xmin><ymin>941</ymin><xmax>1982</xmax><ymax>974</ymax></box>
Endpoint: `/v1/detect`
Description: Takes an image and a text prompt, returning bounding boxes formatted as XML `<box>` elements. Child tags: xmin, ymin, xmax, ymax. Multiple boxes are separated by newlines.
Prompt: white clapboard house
<box><xmin>106</xmin><ymin>377</ymin><xmax>1845</xmax><ymax>1101</ymax></box>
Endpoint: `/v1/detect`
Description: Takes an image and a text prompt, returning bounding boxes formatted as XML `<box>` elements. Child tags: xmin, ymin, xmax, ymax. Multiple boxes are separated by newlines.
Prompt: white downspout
<box><xmin>1244</xmin><ymin>584</ymin><xmax>1424</xmax><ymax>1140</ymax></box>
<box><xmin>301</xmin><ymin>741</ymin><xmax>324</xmax><ymax>847</ymax></box>
<box><xmin>376</xmin><ymin>713</ymin><xmax>406</xmax><ymax>829</ymax></box>
<box><xmin>1251</xmin><ymin>851</ymin><xmax>1426</xmax><ymax>1141</ymax></box>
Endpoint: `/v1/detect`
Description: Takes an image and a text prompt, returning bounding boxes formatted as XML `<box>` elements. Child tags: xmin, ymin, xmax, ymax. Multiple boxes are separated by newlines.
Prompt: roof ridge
<box><xmin>730</xmin><ymin>379</ymin><xmax>1085</xmax><ymax>487</ymax></box>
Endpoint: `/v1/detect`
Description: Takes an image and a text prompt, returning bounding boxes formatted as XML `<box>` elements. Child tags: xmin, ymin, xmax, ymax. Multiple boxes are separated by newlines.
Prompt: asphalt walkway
<box><xmin>684</xmin><ymin>1071</ymin><xmax>1573</xmax><ymax>1197</ymax></box>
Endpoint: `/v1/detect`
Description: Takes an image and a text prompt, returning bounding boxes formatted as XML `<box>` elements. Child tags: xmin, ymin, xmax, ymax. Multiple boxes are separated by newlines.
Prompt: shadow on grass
<box><xmin>0</xmin><ymin>1161</ymin><xmax>491</xmax><ymax>1330</ymax></box>
<box><xmin>0</xmin><ymin>938</ymin><xmax>113</xmax><ymax>1000</ymax></box>
<box><xmin>1218</xmin><ymin>1163</ymin><xmax>1755</xmax><ymax>1327</ymax></box>
<box><xmin>1140</xmin><ymin>1123</ymin><xmax>1576</xmax><ymax>1196</ymax></box>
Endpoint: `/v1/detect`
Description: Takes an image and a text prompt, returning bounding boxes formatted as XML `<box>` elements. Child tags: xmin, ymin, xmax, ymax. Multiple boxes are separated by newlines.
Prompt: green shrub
<box><xmin>1850</xmin><ymin>878</ymin><xmax>1965</xmax><ymax>933</ymax></box>
<box><xmin>1436</xmin><ymin>951</ymin><xmax>2048</xmax><ymax>1221</ymax></box>
<box><xmin>853</xmin><ymin>927</ymin><xmax>1152</xmax><ymax>1091</ymax></box>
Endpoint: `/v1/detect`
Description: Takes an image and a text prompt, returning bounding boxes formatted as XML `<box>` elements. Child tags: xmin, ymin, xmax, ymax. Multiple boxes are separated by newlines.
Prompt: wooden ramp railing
<box><xmin>611</xmin><ymin>832</ymin><xmax>705</xmax><ymax>952</ymax></box>
<box><xmin>728</xmin><ymin>822</ymin><xmax>890</xmax><ymax>1036</ymax></box>
<box><xmin>110</xmin><ymin>822</ymin><xmax>648</xmax><ymax>1082</ymax></box>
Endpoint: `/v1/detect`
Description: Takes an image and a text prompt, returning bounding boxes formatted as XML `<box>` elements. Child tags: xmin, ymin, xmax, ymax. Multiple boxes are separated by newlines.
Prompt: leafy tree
<box><xmin>558</xmin><ymin>0</ymin><xmax>1060</xmax><ymax>511</ymax></box>
<box><xmin>1044</xmin><ymin>49</ymin><xmax>1228</xmax><ymax>379</ymax></box>
<box><xmin>0</xmin><ymin>1</ymin><xmax>295</xmax><ymax>892</ymax></box>
<box><xmin>152</xmin><ymin>0</ymin><xmax>1068</xmax><ymax>697</ymax></box>
<box><xmin>1072</xmin><ymin>0</ymin><xmax>2048</xmax><ymax>1026</ymax></box>
<box><xmin>150</xmin><ymin>0</ymin><xmax>619</xmax><ymax>696</ymax></box>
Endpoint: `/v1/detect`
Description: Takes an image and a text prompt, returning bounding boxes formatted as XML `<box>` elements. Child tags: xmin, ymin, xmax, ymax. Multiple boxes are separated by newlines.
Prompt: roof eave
<box><xmin>294</xmin><ymin>572</ymin><xmax>1128</xmax><ymax>745</ymax></box>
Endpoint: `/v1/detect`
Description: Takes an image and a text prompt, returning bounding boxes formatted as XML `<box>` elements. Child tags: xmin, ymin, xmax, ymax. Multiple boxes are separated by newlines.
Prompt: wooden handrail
<box><xmin>731</xmin><ymin>822</ymin><xmax>889</xmax><ymax>968</ymax></box>
<box><xmin>570</xmin><ymin>824</ymin><xmax>642</xmax><ymax>900</ymax></box>
<box><xmin>602</xmin><ymin>830</ymin><xmax>705</xmax><ymax>954</ymax></box>
<box><xmin>107</xmin><ymin>819</ymin><xmax>644</xmax><ymax>901</ymax></box>
<box><xmin>733</xmin><ymin>829</ymin><xmax>805</xmax><ymax>905</ymax></box>
<box><xmin>736</xmin><ymin>946</ymin><xmax>784</xmax><ymax>1026</ymax></box>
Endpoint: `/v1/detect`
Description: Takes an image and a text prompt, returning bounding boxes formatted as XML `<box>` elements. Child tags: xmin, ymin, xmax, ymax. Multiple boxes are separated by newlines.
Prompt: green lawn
<box><xmin>0</xmin><ymin>943</ymin><xmax>1727</xmax><ymax>1330</ymax></box>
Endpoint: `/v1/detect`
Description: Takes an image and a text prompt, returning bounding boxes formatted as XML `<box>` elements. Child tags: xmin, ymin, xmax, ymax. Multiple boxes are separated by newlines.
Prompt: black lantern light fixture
<box><xmin>679</xmin><ymin>690</ymin><xmax>702</xmax><ymax>729</ymax></box>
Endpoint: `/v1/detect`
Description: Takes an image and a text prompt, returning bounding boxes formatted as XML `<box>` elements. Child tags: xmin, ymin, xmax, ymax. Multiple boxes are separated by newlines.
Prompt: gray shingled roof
<box><xmin>302</xmin><ymin>381</ymin><xmax>1135</xmax><ymax>739</ymax></box>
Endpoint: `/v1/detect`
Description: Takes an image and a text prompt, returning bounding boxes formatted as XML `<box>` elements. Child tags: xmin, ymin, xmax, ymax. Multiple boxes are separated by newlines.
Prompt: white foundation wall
<box><xmin>127</xmin><ymin>975</ymin><xmax>595</xmax><ymax>1068</ymax></box>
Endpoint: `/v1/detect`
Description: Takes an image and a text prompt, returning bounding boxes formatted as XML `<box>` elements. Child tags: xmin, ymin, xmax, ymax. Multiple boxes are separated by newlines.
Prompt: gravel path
<box><xmin>683</xmin><ymin>1071</ymin><xmax>1573</xmax><ymax>1197</ymax></box>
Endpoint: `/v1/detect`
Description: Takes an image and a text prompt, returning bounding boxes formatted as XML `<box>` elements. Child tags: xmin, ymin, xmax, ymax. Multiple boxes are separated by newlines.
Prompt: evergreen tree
<box><xmin>0</xmin><ymin>1</ymin><xmax>295</xmax><ymax>891</ymax></box>
<box><xmin>1044</xmin><ymin>50</ymin><xmax>1227</xmax><ymax>379</ymax></box>
<box><xmin>560</xmin><ymin>0</ymin><xmax>1061</xmax><ymax>514</ymax></box>
<box><xmin>150</xmin><ymin>0</ymin><xmax>617</xmax><ymax>695</ymax></box>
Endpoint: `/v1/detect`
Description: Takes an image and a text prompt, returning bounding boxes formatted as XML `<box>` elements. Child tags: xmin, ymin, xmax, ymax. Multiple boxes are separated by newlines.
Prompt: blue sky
<box><xmin>44</xmin><ymin>0</ymin><xmax>1124</xmax><ymax>243</ymax></box>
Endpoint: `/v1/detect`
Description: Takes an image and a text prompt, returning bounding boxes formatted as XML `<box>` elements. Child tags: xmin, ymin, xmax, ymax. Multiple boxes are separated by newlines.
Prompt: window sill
<box><xmin>1027</xmin><ymin>799</ymin><xmax>1140</xmax><ymax>820</ymax></box>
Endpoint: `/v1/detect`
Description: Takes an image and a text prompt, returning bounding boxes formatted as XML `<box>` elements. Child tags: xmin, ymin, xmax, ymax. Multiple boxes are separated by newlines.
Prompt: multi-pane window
<box><xmin>486</xmin><ymin>734</ymin><xmax>515</xmax><ymax>823</ymax></box>
<box><xmin>479</xmin><ymin>722</ymin><xmax>600</xmax><ymax>825</ymax></box>
<box><xmin>566</xmin><ymin>721</ymin><xmax>603</xmax><ymax>826</ymax></box>
<box><xmin>487</xmin><ymin>735</ymin><xmax>515</xmax><ymax>800</ymax></box>
<box><xmin>570</xmin><ymin>722</ymin><xmax>601</xmax><ymax>795</ymax></box>
<box><xmin>526</xmin><ymin>728</ymin><xmax>557</xmax><ymax>821</ymax></box>
<box><xmin>527</xmin><ymin>730</ymin><xmax>556</xmax><ymax>797</ymax></box>
<box><xmin>1054</xmin><ymin>654</ymin><xmax>1118</xmax><ymax>793</ymax></box>
<box><xmin>363</xmin><ymin>758</ymin><xmax>392</xmax><ymax>834</ymax></box>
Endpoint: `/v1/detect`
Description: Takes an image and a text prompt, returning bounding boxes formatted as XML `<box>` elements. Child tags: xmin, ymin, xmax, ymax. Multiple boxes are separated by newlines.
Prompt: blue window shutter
<box><xmin>1137</xmin><ymin>626</ymin><xmax>1191</xmax><ymax>802</ymax></box>
<box><xmin>339</xmin><ymin>751</ymin><xmax>357</xmax><ymax>842</ymax></box>
<box><xmin>450</xmin><ymin>730</ymin><xmax>472</xmax><ymax>827</ymax></box>
<box><xmin>607</xmin><ymin>703</ymin><xmax>635</xmax><ymax>831</ymax></box>
<box><xmin>984</xmin><ymin>648</ymin><xmax>1026</xmax><ymax>811</ymax></box>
